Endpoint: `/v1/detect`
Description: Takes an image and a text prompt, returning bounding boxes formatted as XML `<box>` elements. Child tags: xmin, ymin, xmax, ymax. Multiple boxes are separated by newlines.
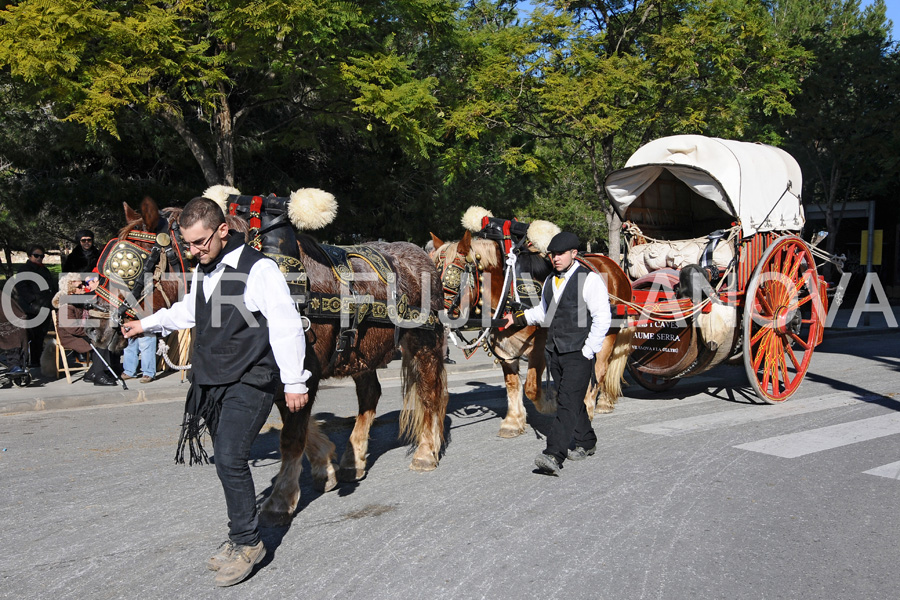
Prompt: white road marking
<box><xmin>863</xmin><ymin>461</ymin><xmax>900</xmax><ymax>480</ymax></box>
<box><xmin>628</xmin><ymin>392</ymin><xmax>871</xmax><ymax>436</ymax></box>
<box><xmin>735</xmin><ymin>412</ymin><xmax>900</xmax><ymax>458</ymax></box>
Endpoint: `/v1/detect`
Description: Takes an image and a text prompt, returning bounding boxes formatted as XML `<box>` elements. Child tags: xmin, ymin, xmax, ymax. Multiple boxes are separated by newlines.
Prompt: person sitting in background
<box><xmin>62</xmin><ymin>229</ymin><xmax>101</xmax><ymax>273</ymax></box>
<box><xmin>122</xmin><ymin>333</ymin><xmax>157</xmax><ymax>383</ymax></box>
<box><xmin>53</xmin><ymin>272</ymin><xmax>119</xmax><ymax>386</ymax></box>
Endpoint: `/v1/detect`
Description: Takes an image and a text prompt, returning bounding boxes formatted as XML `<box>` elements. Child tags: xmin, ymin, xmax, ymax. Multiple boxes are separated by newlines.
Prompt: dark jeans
<box><xmin>211</xmin><ymin>382</ymin><xmax>274</xmax><ymax>546</ymax></box>
<box><xmin>545</xmin><ymin>349</ymin><xmax>597</xmax><ymax>462</ymax></box>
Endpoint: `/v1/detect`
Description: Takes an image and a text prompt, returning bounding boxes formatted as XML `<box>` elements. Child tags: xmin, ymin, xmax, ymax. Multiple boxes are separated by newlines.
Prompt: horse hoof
<box><xmin>314</xmin><ymin>471</ymin><xmax>339</xmax><ymax>493</ymax></box>
<box><xmin>498</xmin><ymin>426</ymin><xmax>524</xmax><ymax>438</ymax></box>
<box><xmin>409</xmin><ymin>458</ymin><xmax>437</xmax><ymax>472</ymax></box>
<box><xmin>259</xmin><ymin>509</ymin><xmax>293</xmax><ymax>528</ymax></box>
<box><xmin>337</xmin><ymin>467</ymin><xmax>367</xmax><ymax>483</ymax></box>
<box><xmin>595</xmin><ymin>406</ymin><xmax>614</xmax><ymax>414</ymax></box>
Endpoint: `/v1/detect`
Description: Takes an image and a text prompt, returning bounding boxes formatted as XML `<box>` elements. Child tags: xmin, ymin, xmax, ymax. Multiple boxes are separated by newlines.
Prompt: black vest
<box><xmin>191</xmin><ymin>245</ymin><xmax>278</xmax><ymax>388</ymax></box>
<box><xmin>542</xmin><ymin>264</ymin><xmax>592</xmax><ymax>354</ymax></box>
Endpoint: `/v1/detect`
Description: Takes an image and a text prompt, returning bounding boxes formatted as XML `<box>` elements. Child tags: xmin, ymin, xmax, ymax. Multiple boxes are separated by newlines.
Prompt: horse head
<box><xmin>85</xmin><ymin>198</ymin><xmax>253</xmax><ymax>352</ymax></box>
<box><xmin>433</xmin><ymin>230</ymin><xmax>513</xmax><ymax>326</ymax></box>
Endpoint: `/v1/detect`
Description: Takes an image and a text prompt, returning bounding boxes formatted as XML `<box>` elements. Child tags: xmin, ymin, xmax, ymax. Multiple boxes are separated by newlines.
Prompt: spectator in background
<box><xmin>11</xmin><ymin>244</ymin><xmax>56</xmax><ymax>367</ymax></box>
<box><xmin>122</xmin><ymin>333</ymin><xmax>157</xmax><ymax>383</ymax></box>
<box><xmin>54</xmin><ymin>273</ymin><xmax>118</xmax><ymax>385</ymax></box>
<box><xmin>62</xmin><ymin>229</ymin><xmax>100</xmax><ymax>273</ymax></box>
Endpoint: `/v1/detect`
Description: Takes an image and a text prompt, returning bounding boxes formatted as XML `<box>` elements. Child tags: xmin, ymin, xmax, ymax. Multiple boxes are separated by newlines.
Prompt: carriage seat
<box><xmin>626</xmin><ymin>236</ymin><xmax>734</xmax><ymax>280</ymax></box>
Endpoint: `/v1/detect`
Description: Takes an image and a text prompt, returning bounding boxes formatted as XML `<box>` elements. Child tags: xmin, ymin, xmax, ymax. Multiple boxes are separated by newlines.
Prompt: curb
<box><xmin>0</xmin><ymin>359</ymin><xmax>499</xmax><ymax>417</ymax></box>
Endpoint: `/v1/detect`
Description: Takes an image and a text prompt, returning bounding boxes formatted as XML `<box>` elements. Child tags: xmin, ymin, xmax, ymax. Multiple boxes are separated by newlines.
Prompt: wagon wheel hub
<box><xmin>772</xmin><ymin>305</ymin><xmax>800</xmax><ymax>335</ymax></box>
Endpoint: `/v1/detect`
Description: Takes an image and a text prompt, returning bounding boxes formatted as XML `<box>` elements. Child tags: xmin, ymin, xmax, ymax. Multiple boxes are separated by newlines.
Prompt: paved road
<box><xmin>1</xmin><ymin>331</ymin><xmax>898</xmax><ymax>599</ymax></box>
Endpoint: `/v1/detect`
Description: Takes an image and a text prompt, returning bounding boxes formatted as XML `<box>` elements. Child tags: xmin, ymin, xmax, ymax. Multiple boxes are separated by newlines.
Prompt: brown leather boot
<box><xmin>206</xmin><ymin>540</ymin><xmax>235</xmax><ymax>571</ymax></box>
<box><xmin>213</xmin><ymin>540</ymin><xmax>266</xmax><ymax>587</ymax></box>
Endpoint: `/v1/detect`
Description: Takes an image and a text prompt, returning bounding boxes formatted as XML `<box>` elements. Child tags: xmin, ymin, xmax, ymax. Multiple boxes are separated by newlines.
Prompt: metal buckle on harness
<box><xmin>335</xmin><ymin>328</ymin><xmax>358</xmax><ymax>353</ymax></box>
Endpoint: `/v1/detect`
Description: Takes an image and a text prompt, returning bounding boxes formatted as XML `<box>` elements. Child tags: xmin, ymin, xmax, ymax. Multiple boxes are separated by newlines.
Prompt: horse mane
<box><xmin>440</xmin><ymin>238</ymin><xmax>501</xmax><ymax>269</ymax></box>
<box><xmin>516</xmin><ymin>250</ymin><xmax>552</xmax><ymax>281</ymax></box>
<box><xmin>296</xmin><ymin>231</ymin><xmax>329</xmax><ymax>263</ymax></box>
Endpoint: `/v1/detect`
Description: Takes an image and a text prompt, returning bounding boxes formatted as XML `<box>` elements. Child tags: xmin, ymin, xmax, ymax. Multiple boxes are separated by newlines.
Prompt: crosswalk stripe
<box><xmin>863</xmin><ymin>461</ymin><xmax>900</xmax><ymax>480</ymax></box>
<box><xmin>734</xmin><ymin>412</ymin><xmax>900</xmax><ymax>458</ymax></box>
<box><xmin>628</xmin><ymin>392</ymin><xmax>870</xmax><ymax>436</ymax></box>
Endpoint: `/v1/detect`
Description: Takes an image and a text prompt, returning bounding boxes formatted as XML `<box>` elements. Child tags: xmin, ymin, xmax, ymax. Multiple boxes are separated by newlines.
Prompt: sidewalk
<box><xmin>1</xmin><ymin>305</ymin><xmax>895</xmax><ymax>416</ymax></box>
<box><xmin>0</xmin><ymin>337</ymin><xmax>499</xmax><ymax>416</ymax></box>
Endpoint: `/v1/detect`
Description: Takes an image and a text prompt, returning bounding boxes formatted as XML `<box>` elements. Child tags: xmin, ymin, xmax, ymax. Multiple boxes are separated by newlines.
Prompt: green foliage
<box><xmin>0</xmin><ymin>0</ymin><xmax>895</xmax><ymax>257</ymax></box>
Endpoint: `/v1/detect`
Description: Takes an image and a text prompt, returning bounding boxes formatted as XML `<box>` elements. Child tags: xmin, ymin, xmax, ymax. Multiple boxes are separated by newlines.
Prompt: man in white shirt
<box><xmin>503</xmin><ymin>231</ymin><xmax>611</xmax><ymax>475</ymax></box>
<box><xmin>123</xmin><ymin>197</ymin><xmax>310</xmax><ymax>586</ymax></box>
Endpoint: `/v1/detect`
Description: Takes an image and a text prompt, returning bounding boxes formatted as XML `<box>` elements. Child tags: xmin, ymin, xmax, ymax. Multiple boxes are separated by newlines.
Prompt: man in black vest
<box><xmin>122</xmin><ymin>197</ymin><xmax>310</xmax><ymax>586</ymax></box>
<box><xmin>503</xmin><ymin>231</ymin><xmax>611</xmax><ymax>476</ymax></box>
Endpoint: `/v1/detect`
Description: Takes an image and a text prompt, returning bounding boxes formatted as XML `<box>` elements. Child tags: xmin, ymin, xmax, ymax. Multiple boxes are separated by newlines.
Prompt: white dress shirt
<box><xmin>522</xmin><ymin>262</ymin><xmax>611</xmax><ymax>359</ymax></box>
<box><xmin>140</xmin><ymin>244</ymin><xmax>312</xmax><ymax>393</ymax></box>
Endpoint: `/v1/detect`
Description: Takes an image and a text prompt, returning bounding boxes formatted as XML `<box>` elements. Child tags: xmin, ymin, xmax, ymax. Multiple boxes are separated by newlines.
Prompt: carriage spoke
<box><xmin>786</xmin><ymin>343</ymin><xmax>801</xmax><ymax>371</ymax></box>
<box><xmin>789</xmin><ymin>332</ymin><xmax>809</xmax><ymax>350</ymax></box>
<box><xmin>750</xmin><ymin>323</ymin><xmax>772</xmax><ymax>346</ymax></box>
<box><xmin>756</xmin><ymin>292</ymin><xmax>775</xmax><ymax>316</ymax></box>
<box><xmin>778</xmin><ymin>349</ymin><xmax>789</xmax><ymax>389</ymax></box>
<box><xmin>752</xmin><ymin>329</ymin><xmax>772</xmax><ymax>371</ymax></box>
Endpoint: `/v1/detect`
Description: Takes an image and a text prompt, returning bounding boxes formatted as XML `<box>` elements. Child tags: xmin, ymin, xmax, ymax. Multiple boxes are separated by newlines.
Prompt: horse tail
<box><xmin>398</xmin><ymin>331</ymin><xmax>448</xmax><ymax>463</ymax></box>
<box><xmin>602</xmin><ymin>325</ymin><xmax>636</xmax><ymax>406</ymax></box>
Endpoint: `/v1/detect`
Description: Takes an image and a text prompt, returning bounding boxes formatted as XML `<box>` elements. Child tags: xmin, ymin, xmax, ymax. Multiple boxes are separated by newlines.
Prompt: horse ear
<box><xmin>430</xmin><ymin>232</ymin><xmax>443</xmax><ymax>249</ymax></box>
<box><xmin>141</xmin><ymin>196</ymin><xmax>160</xmax><ymax>231</ymax></box>
<box><xmin>123</xmin><ymin>202</ymin><xmax>141</xmax><ymax>223</ymax></box>
<box><xmin>458</xmin><ymin>230</ymin><xmax>472</xmax><ymax>255</ymax></box>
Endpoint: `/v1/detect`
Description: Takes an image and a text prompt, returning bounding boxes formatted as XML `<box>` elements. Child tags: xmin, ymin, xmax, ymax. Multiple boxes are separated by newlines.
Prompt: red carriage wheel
<box><xmin>627</xmin><ymin>361</ymin><xmax>679</xmax><ymax>391</ymax></box>
<box><xmin>742</xmin><ymin>235</ymin><xmax>823</xmax><ymax>403</ymax></box>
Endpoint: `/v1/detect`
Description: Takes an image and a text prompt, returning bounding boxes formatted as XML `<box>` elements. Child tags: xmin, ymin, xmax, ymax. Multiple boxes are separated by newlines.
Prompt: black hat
<box><xmin>75</xmin><ymin>229</ymin><xmax>94</xmax><ymax>241</ymax></box>
<box><xmin>547</xmin><ymin>231</ymin><xmax>580</xmax><ymax>253</ymax></box>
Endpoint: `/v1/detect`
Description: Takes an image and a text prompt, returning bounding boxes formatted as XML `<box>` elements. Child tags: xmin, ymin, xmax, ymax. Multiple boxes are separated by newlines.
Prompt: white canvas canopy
<box><xmin>605</xmin><ymin>135</ymin><xmax>804</xmax><ymax>237</ymax></box>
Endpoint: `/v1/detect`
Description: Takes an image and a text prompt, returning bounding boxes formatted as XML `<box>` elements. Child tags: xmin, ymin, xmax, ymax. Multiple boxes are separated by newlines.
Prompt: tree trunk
<box><xmin>214</xmin><ymin>83</ymin><xmax>235</xmax><ymax>187</ymax></box>
<box><xmin>605</xmin><ymin>206</ymin><xmax>622</xmax><ymax>261</ymax></box>
<box><xmin>159</xmin><ymin>110</ymin><xmax>221</xmax><ymax>186</ymax></box>
<box><xmin>595</xmin><ymin>136</ymin><xmax>621</xmax><ymax>262</ymax></box>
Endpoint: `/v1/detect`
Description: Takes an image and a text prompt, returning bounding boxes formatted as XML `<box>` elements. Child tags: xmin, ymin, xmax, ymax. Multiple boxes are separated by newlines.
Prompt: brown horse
<box><xmin>89</xmin><ymin>194</ymin><xmax>448</xmax><ymax>526</ymax></box>
<box><xmin>431</xmin><ymin>229</ymin><xmax>634</xmax><ymax>437</ymax></box>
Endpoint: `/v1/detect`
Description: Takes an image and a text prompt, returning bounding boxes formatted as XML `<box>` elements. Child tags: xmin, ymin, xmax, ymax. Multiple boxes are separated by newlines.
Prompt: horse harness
<box><xmin>438</xmin><ymin>217</ymin><xmax>612</xmax><ymax>358</ymax></box>
<box><xmin>94</xmin><ymin>227</ymin><xmax>189</xmax><ymax>325</ymax></box>
<box><xmin>437</xmin><ymin>217</ymin><xmax>545</xmax><ymax>357</ymax></box>
<box><xmin>228</xmin><ymin>194</ymin><xmax>440</xmax><ymax>367</ymax></box>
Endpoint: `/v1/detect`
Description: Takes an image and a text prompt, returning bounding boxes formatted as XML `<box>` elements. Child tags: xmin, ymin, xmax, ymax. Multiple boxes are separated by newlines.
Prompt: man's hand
<box><xmin>284</xmin><ymin>392</ymin><xmax>309</xmax><ymax>413</ymax></box>
<box><xmin>121</xmin><ymin>320</ymin><xmax>144</xmax><ymax>339</ymax></box>
<box><xmin>501</xmin><ymin>312</ymin><xmax>514</xmax><ymax>331</ymax></box>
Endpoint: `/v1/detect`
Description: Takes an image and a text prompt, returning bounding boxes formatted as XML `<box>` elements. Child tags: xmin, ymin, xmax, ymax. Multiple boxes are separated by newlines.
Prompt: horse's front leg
<box><xmin>524</xmin><ymin>348</ymin><xmax>553</xmax><ymax>414</ymax></box>
<box><xmin>586</xmin><ymin>331</ymin><xmax>618</xmax><ymax>418</ymax></box>
<box><xmin>259</xmin><ymin>386</ymin><xmax>335</xmax><ymax>526</ymax></box>
<box><xmin>338</xmin><ymin>370</ymin><xmax>381</xmax><ymax>482</ymax></box>
<box><xmin>498</xmin><ymin>358</ymin><xmax>527</xmax><ymax>438</ymax></box>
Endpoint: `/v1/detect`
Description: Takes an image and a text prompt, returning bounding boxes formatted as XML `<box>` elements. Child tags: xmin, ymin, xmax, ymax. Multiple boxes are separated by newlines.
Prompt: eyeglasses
<box><xmin>31</xmin><ymin>253</ymin><xmax>45</xmax><ymax>259</ymax></box>
<box><xmin>186</xmin><ymin>229</ymin><xmax>217</xmax><ymax>251</ymax></box>
<box><xmin>80</xmin><ymin>238</ymin><xmax>93</xmax><ymax>243</ymax></box>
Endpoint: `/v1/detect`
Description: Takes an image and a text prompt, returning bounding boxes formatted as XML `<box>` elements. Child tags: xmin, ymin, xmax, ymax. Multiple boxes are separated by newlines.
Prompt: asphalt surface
<box><xmin>0</xmin><ymin>306</ymin><xmax>897</xmax><ymax>599</ymax></box>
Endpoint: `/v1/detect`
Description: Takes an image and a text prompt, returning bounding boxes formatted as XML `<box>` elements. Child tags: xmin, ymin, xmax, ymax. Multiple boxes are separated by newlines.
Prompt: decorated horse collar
<box><xmin>94</xmin><ymin>229</ymin><xmax>187</xmax><ymax>319</ymax></box>
<box><xmin>439</xmin><ymin>245</ymin><xmax>481</xmax><ymax>318</ymax></box>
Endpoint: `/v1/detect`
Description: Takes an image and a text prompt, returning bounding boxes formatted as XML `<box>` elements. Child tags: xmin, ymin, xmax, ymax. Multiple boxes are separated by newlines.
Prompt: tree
<box><xmin>0</xmin><ymin>0</ymin><xmax>457</xmax><ymax>188</ymax></box>
<box><xmin>772</xmin><ymin>0</ymin><xmax>897</xmax><ymax>275</ymax></box>
<box><xmin>428</xmin><ymin>1</ymin><xmax>808</xmax><ymax>258</ymax></box>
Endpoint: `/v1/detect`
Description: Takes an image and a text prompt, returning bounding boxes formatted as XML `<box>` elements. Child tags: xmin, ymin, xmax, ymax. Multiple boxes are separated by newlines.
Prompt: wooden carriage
<box><xmin>605</xmin><ymin>135</ymin><xmax>830</xmax><ymax>403</ymax></box>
